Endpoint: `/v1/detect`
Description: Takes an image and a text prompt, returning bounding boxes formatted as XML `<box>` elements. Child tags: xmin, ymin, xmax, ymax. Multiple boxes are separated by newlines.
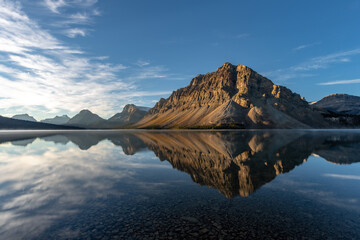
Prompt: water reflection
<box><xmin>1</xmin><ymin>130</ymin><xmax>360</xmax><ymax>199</ymax></box>
<box><xmin>0</xmin><ymin>130</ymin><xmax>359</xmax><ymax>239</ymax></box>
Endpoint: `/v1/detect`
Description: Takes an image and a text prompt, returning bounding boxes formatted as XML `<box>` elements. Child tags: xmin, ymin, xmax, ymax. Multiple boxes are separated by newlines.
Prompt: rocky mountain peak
<box><xmin>136</xmin><ymin>62</ymin><xmax>327</xmax><ymax>129</ymax></box>
<box><xmin>150</xmin><ymin>63</ymin><xmax>307</xmax><ymax>114</ymax></box>
<box><xmin>79</xmin><ymin>109</ymin><xmax>92</xmax><ymax>115</ymax></box>
<box><xmin>107</xmin><ymin>104</ymin><xmax>149</xmax><ymax>126</ymax></box>
<box><xmin>66</xmin><ymin>109</ymin><xmax>105</xmax><ymax>128</ymax></box>
<box><xmin>12</xmin><ymin>113</ymin><xmax>37</xmax><ymax>122</ymax></box>
<box><xmin>40</xmin><ymin>115</ymin><xmax>70</xmax><ymax>125</ymax></box>
<box><xmin>322</xmin><ymin>93</ymin><xmax>358</xmax><ymax>100</ymax></box>
<box><xmin>123</xmin><ymin>104</ymin><xmax>137</xmax><ymax>113</ymax></box>
<box><xmin>217</xmin><ymin>62</ymin><xmax>236</xmax><ymax>71</ymax></box>
<box><xmin>121</xmin><ymin>104</ymin><xmax>150</xmax><ymax>114</ymax></box>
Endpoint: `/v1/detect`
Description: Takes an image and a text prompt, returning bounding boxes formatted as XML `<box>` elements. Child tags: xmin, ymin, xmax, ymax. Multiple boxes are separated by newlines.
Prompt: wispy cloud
<box><xmin>264</xmin><ymin>48</ymin><xmax>360</xmax><ymax>81</ymax></box>
<box><xmin>263</xmin><ymin>72</ymin><xmax>316</xmax><ymax>82</ymax></box>
<box><xmin>0</xmin><ymin>0</ymin><xmax>172</xmax><ymax>119</ymax></box>
<box><xmin>67</xmin><ymin>12</ymin><xmax>92</xmax><ymax>24</ymax></box>
<box><xmin>126</xmin><ymin>65</ymin><xmax>189</xmax><ymax>82</ymax></box>
<box><xmin>40</xmin><ymin>0</ymin><xmax>100</xmax><ymax>38</ymax></box>
<box><xmin>293</xmin><ymin>42</ymin><xmax>321</xmax><ymax>51</ymax></box>
<box><xmin>118</xmin><ymin>91</ymin><xmax>172</xmax><ymax>98</ymax></box>
<box><xmin>129</xmin><ymin>66</ymin><xmax>168</xmax><ymax>80</ymax></box>
<box><xmin>65</xmin><ymin>28</ymin><xmax>87</xmax><ymax>37</ymax></box>
<box><xmin>323</xmin><ymin>173</ymin><xmax>360</xmax><ymax>180</ymax></box>
<box><xmin>136</xmin><ymin>60</ymin><xmax>150</xmax><ymax>67</ymax></box>
<box><xmin>43</xmin><ymin>0</ymin><xmax>97</xmax><ymax>13</ymax></box>
<box><xmin>292</xmin><ymin>49</ymin><xmax>360</xmax><ymax>71</ymax></box>
<box><xmin>318</xmin><ymin>78</ymin><xmax>360</xmax><ymax>85</ymax></box>
<box><xmin>43</xmin><ymin>0</ymin><xmax>66</xmax><ymax>13</ymax></box>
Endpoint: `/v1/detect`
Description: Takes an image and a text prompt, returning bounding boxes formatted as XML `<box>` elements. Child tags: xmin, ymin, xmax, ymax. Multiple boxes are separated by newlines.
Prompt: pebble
<box><xmin>180</xmin><ymin>217</ymin><xmax>199</xmax><ymax>223</ymax></box>
<box><xmin>30</xmin><ymin>176</ymin><xmax>360</xmax><ymax>240</ymax></box>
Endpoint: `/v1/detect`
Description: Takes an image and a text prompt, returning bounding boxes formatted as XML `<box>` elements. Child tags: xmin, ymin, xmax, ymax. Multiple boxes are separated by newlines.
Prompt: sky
<box><xmin>0</xmin><ymin>0</ymin><xmax>360</xmax><ymax>120</ymax></box>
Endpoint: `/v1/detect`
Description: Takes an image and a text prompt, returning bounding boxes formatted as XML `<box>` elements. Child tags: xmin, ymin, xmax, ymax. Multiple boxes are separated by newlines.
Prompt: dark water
<box><xmin>0</xmin><ymin>130</ymin><xmax>359</xmax><ymax>240</ymax></box>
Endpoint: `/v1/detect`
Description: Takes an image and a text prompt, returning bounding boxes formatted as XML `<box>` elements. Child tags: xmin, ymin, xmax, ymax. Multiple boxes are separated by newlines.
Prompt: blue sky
<box><xmin>0</xmin><ymin>0</ymin><xmax>359</xmax><ymax>120</ymax></box>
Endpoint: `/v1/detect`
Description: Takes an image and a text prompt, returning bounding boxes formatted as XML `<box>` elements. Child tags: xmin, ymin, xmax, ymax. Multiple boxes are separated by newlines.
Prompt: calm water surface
<box><xmin>0</xmin><ymin>130</ymin><xmax>359</xmax><ymax>239</ymax></box>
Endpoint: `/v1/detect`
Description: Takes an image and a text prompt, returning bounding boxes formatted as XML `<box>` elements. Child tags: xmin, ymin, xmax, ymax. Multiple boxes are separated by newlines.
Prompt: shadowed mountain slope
<box><xmin>313</xmin><ymin>94</ymin><xmax>360</xmax><ymax>115</ymax></box>
<box><xmin>66</xmin><ymin>110</ymin><xmax>106</xmax><ymax>128</ymax></box>
<box><xmin>65</xmin><ymin>105</ymin><xmax>150</xmax><ymax>129</ymax></box>
<box><xmin>41</xmin><ymin>115</ymin><xmax>70</xmax><ymax>125</ymax></box>
<box><xmin>12</xmin><ymin>114</ymin><xmax>37</xmax><ymax>122</ymax></box>
<box><xmin>0</xmin><ymin>116</ymin><xmax>78</xmax><ymax>130</ymax></box>
<box><xmin>107</xmin><ymin>104</ymin><xmax>149</xmax><ymax>127</ymax></box>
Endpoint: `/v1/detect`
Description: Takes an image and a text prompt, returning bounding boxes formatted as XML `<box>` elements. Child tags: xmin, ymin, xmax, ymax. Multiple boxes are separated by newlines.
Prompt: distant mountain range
<box><xmin>2</xmin><ymin>104</ymin><xmax>150</xmax><ymax>129</ymax></box>
<box><xmin>12</xmin><ymin>114</ymin><xmax>37</xmax><ymax>122</ymax></box>
<box><xmin>312</xmin><ymin>94</ymin><xmax>360</xmax><ymax>115</ymax></box>
<box><xmin>65</xmin><ymin>104</ymin><xmax>150</xmax><ymax>128</ymax></box>
<box><xmin>0</xmin><ymin>116</ymin><xmax>78</xmax><ymax>130</ymax></box>
<box><xmin>2</xmin><ymin>63</ymin><xmax>360</xmax><ymax>129</ymax></box>
<box><xmin>41</xmin><ymin>115</ymin><xmax>70</xmax><ymax>125</ymax></box>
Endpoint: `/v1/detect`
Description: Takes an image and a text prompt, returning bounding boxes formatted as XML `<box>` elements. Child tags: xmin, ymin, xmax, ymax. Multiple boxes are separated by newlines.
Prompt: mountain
<box><xmin>66</xmin><ymin>109</ymin><xmax>106</xmax><ymax>128</ymax></box>
<box><xmin>12</xmin><ymin>114</ymin><xmax>37</xmax><ymax>122</ymax></box>
<box><xmin>312</xmin><ymin>94</ymin><xmax>360</xmax><ymax>115</ymax></box>
<box><xmin>108</xmin><ymin>104</ymin><xmax>149</xmax><ymax>127</ymax></box>
<box><xmin>134</xmin><ymin>106</ymin><xmax>151</xmax><ymax>112</ymax></box>
<box><xmin>65</xmin><ymin>106</ymin><xmax>149</xmax><ymax>129</ymax></box>
<box><xmin>0</xmin><ymin>115</ymin><xmax>78</xmax><ymax>130</ymax></box>
<box><xmin>41</xmin><ymin>115</ymin><xmax>70</xmax><ymax>125</ymax></box>
<box><xmin>135</xmin><ymin>63</ymin><xmax>327</xmax><ymax>129</ymax></box>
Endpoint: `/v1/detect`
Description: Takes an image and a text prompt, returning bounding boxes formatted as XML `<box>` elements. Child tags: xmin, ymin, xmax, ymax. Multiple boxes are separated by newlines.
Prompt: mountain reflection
<box><xmin>1</xmin><ymin>130</ymin><xmax>360</xmax><ymax>198</ymax></box>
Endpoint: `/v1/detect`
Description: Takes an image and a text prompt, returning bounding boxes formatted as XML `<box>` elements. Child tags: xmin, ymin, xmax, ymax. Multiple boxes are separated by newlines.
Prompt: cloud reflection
<box><xmin>323</xmin><ymin>173</ymin><xmax>360</xmax><ymax>181</ymax></box>
<box><xmin>0</xmin><ymin>138</ymin><xmax>169</xmax><ymax>239</ymax></box>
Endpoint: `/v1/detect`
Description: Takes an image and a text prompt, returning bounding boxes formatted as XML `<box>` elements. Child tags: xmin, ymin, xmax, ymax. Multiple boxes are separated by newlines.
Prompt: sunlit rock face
<box><xmin>136</xmin><ymin>63</ymin><xmax>327</xmax><ymax>129</ymax></box>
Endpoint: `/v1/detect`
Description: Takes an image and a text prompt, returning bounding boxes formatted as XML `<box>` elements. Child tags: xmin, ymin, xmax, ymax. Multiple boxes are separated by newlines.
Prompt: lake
<box><xmin>0</xmin><ymin>130</ymin><xmax>359</xmax><ymax>239</ymax></box>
